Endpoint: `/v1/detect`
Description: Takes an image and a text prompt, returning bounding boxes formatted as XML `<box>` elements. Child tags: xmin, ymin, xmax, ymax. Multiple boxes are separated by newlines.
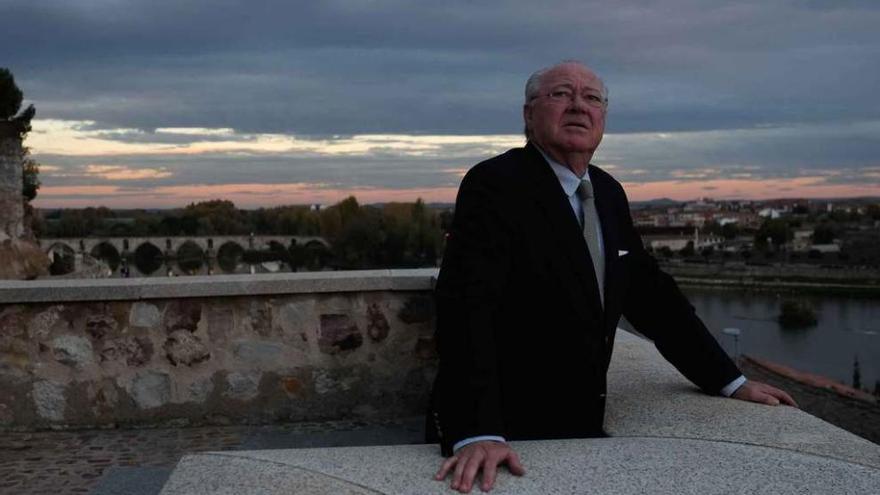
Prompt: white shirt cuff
<box><xmin>453</xmin><ymin>435</ymin><xmax>507</xmax><ymax>452</ymax></box>
<box><xmin>720</xmin><ymin>375</ymin><xmax>747</xmax><ymax>397</ymax></box>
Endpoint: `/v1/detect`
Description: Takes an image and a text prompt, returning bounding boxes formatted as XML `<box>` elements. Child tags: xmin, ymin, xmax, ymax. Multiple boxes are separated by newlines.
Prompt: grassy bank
<box><xmin>661</xmin><ymin>261</ymin><xmax>880</xmax><ymax>297</ymax></box>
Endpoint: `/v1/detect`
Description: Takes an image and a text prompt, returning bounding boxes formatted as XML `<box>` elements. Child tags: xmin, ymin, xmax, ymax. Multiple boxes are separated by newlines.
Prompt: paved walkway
<box><xmin>0</xmin><ymin>418</ymin><xmax>424</xmax><ymax>495</ymax></box>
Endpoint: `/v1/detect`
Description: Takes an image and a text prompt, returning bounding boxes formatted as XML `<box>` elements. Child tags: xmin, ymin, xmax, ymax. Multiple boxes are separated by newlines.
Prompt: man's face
<box><xmin>523</xmin><ymin>63</ymin><xmax>606</xmax><ymax>162</ymax></box>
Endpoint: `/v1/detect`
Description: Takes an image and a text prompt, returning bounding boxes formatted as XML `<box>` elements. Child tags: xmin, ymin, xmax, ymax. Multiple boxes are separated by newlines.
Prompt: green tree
<box><xmin>755</xmin><ymin>219</ymin><xmax>792</xmax><ymax>250</ymax></box>
<box><xmin>22</xmin><ymin>157</ymin><xmax>39</xmax><ymax>201</ymax></box>
<box><xmin>184</xmin><ymin>199</ymin><xmax>245</xmax><ymax>235</ymax></box>
<box><xmin>680</xmin><ymin>241</ymin><xmax>695</xmax><ymax>257</ymax></box>
<box><xmin>1</xmin><ymin>67</ymin><xmax>35</xmax><ymax>135</ymax></box>
<box><xmin>721</xmin><ymin>222</ymin><xmax>739</xmax><ymax>240</ymax></box>
<box><xmin>812</xmin><ymin>224</ymin><xmax>835</xmax><ymax>244</ymax></box>
<box><xmin>0</xmin><ymin>68</ymin><xmax>24</xmax><ymax>120</ymax></box>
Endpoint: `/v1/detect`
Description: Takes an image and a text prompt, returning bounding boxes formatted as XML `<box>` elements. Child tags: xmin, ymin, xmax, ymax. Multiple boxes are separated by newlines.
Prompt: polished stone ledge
<box><xmin>160</xmin><ymin>331</ymin><xmax>880</xmax><ymax>494</ymax></box>
<box><xmin>0</xmin><ymin>269</ymin><xmax>439</xmax><ymax>304</ymax></box>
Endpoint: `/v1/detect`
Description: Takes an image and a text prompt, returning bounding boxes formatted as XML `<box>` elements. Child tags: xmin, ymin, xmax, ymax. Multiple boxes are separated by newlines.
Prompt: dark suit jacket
<box><xmin>427</xmin><ymin>142</ymin><xmax>741</xmax><ymax>456</ymax></box>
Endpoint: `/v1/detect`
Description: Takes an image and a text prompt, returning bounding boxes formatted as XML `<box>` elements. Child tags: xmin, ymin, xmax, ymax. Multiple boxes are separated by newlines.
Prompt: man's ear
<box><xmin>523</xmin><ymin>103</ymin><xmax>532</xmax><ymax>138</ymax></box>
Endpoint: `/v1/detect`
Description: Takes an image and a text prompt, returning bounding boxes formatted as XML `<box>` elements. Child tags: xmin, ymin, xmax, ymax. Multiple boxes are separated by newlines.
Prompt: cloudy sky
<box><xmin>3</xmin><ymin>0</ymin><xmax>879</xmax><ymax>208</ymax></box>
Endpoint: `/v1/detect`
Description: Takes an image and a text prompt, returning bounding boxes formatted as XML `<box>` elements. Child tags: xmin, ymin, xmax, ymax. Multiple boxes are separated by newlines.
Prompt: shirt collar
<box><xmin>535</xmin><ymin>146</ymin><xmax>590</xmax><ymax>198</ymax></box>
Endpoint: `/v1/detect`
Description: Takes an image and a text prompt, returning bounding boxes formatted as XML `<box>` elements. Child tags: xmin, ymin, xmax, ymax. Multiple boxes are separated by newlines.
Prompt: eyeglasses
<box><xmin>532</xmin><ymin>88</ymin><xmax>607</xmax><ymax>108</ymax></box>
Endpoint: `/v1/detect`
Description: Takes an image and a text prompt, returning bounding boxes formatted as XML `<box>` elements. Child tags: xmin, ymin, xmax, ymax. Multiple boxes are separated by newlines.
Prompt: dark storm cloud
<box><xmin>4</xmin><ymin>0</ymin><xmax>880</xmax><ymax>200</ymax></box>
<box><xmin>4</xmin><ymin>0</ymin><xmax>878</xmax><ymax>135</ymax></box>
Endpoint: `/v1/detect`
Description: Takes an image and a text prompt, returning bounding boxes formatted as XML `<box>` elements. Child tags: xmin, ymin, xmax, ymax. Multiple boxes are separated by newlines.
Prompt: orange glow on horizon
<box><xmin>34</xmin><ymin>183</ymin><xmax>461</xmax><ymax>209</ymax></box>
<box><xmin>620</xmin><ymin>177</ymin><xmax>879</xmax><ymax>201</ymax></box>
<box><xmin>33</xmin><ymin>175</ymin><xmax>876</xmax><ymax>210</ymax></box>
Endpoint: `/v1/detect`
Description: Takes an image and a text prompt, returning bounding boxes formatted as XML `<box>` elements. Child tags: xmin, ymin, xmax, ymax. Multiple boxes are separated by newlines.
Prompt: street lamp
<box><xmin>722</xmin><ymin>327</ymin><xmax>741</xmax><ymax>361</ymax></box>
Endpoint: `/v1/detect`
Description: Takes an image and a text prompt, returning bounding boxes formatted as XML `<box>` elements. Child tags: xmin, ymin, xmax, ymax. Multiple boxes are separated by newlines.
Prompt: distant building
<box><xmin>758</xmin><ymin>208</ymin><xmax>784</xmax><ymax>219</ymax></box>
<box><xmin>810</xmin><ymin>243</ymin><xmax>841</xmax><ymax>254</ymax></box>
<box><xmin>792</xmin><ymin>229</ymin><xmax>813</xmax><ymax>251</ymax></box>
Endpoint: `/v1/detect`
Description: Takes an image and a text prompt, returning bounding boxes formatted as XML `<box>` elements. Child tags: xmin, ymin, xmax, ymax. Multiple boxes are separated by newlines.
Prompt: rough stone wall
<box><xmin>0</xmin><ymin>124</ymin><xmax>49</xmax><ymax>279</ymax></box>
<box><xmin>0</xmin><ymin>132</ymin><xmax>25</xmax><ymax>242</ymax></box>
<box><xmin>0</xmin><ymin>290</ymin><xmax>437</xmax><ymax>430</ymax></box>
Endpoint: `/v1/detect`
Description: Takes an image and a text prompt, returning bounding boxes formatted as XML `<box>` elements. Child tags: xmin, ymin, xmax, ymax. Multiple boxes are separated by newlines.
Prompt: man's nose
<box><xmin>566</xmin><ymin>95</ymin><xmax>590</xmax><ymax>112</ymax></box>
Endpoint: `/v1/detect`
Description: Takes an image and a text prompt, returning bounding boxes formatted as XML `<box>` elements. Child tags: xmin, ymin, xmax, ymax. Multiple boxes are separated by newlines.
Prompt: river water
<box><xmin>624</xmin><ymin>287</ymin><xmax>880</xmax><ymax>392</ymax></box>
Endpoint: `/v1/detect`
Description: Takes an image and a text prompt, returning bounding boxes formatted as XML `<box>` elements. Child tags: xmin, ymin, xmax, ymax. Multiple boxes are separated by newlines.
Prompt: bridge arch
<box><xmin>176</xmin><ymin>241</ymin><xmax>205</xmax><ymax>274</ymax></box>
<box><xmin>90</xmin><ymin>241</ymin><xmax>121</xmax><ymax>271</ymax></box>
<box><xmin>217</xmin><ymin>241</ymin><xmax>245</xmax><ymax>273</ymax></box>
<box><xmin>133</xmin><ymin>242</ymin><xmax>163</xmax><ymax>275</ymax></box>
<box><xmin>46</xmin><ymin>243</ymin><xmax>76</xmax><ymax>275</ymax></box>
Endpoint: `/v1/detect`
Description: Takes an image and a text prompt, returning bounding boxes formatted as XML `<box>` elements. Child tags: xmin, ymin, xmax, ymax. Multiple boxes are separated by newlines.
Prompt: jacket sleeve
<box><xmin>431</xmin><ymin>164</ymin><xmax>514</xmax><ymax>455</ymax></box>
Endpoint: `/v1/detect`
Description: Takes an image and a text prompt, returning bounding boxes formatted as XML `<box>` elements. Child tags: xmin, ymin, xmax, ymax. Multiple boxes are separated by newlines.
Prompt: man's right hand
<box><xmin>434</xmin><ymin>441</ymin><xmax>526</xmax><ymax>493</ymax></box>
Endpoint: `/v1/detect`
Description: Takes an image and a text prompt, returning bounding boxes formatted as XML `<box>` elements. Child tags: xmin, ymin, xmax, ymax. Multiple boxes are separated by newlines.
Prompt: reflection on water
<box><xmin>623</xmin><ymin>288</ymin><xmax>880</xmax><ymax>392</ymax></box>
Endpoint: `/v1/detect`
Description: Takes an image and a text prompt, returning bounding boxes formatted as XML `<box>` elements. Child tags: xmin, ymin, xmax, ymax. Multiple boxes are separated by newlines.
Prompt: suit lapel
<box><xmin>523</xmin><ymin>144</ymin><xmax>603</xmax><ymax>325</ymax></box>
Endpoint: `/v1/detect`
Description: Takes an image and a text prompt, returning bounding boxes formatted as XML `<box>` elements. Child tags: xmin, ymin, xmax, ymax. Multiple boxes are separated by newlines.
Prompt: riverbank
<box><xmin>738</xmin><ymin>357</ymin><xmax>880</xmax><ymax>445</ymax></box>
<box><xmin>661</xmin><ymin>261</ymin><xmax>880</xmax><ymax>296</ymax></box>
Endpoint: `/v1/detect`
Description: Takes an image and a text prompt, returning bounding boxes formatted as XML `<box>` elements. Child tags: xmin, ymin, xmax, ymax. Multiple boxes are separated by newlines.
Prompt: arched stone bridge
<box><xmin>39</xmin><ymin>235</ymin><xmax>330</xmax><ymax>260</ymax></box>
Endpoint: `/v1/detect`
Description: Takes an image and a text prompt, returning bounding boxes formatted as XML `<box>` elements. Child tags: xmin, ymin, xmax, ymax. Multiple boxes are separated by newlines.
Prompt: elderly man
<box><xmin>428</xmin><ymin>61</ymin><xmax>796</xmax><ymax>493</ymax></box>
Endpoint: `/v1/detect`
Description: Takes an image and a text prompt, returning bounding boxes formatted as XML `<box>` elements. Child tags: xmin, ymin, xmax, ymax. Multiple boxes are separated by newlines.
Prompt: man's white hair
<box><xmin>523</xmin><ymin>60</ymin><xmax>608</xmax><ymax>139</ymax></box>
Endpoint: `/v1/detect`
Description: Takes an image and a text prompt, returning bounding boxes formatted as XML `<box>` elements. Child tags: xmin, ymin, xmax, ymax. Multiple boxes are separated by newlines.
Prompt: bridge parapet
<box><xmin>38</xmin><ymin>235</ymin><xmax>329</xmax><ymax>259</ymax></box>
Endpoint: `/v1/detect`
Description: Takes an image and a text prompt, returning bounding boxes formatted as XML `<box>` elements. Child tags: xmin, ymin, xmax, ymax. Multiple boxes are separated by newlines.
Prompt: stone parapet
<box><xmin>158</xmin><ymin>331</ymin><xmax>880</xmax><ymax>494</ymax></box>
<box><xmin>0</xmin><ymin>270</ymin><xmax>438</xmax><ymax>430</ymax></box>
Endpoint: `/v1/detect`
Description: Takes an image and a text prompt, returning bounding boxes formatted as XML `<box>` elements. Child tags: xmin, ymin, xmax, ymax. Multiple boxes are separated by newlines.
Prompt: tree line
<box><xmin>38</xmin><ymin>198</ymin><xmax>450</xmax><ymax>270</ymax></box>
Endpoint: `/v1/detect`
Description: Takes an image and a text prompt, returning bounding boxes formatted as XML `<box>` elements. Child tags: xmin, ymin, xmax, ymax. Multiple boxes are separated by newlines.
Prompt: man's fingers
<box><xmin>435</xmin><ymin>456</ymin><xmax>457</xmax><ymax>480</ymax></box>
<box><xmin>451</xmin><ymin>452</ymin><xmax>468</xmax><ymax>489</ymax></box>
<box><xmin>733</xmin><ymin>380</ymin><xmax>798</xmax><ymax>409</ymax></box>
<box><xmin>458</xmin><ymin>454</ymin><xmax>486</xmax><ymax>493</ymax></box>
<box><xmin>772</xmin><ymin>388</ymin><xmax>798</xmax><ymax>408</ymax></box>
<box><xmin>480</xmin><ymin>457</ymin><xmax>498</xmax><ymax>492</ymax></box>
<box><xmin>505</xmin><ymin>450</ymin><xmax>526</xmax><ymax>476</ymax></box>
<box><xmin>452</xmin><ymin>449</ymin><xmax>483</xmax><ymax>491</ymax></box>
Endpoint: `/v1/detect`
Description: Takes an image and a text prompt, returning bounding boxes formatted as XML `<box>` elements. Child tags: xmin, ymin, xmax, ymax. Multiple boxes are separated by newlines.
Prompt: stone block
<box><xmin>311</xmin><ymin>368</ymin><xmax>361</xmax><ymax>396</ymax></box>
<box><xmin>51</xmin><ymin>335</ymin><xmax>94</xmax><ymax>368</ymax></box>
<box><xmin>85</xmin><ymin>313</ymin><xmax>117</xmax><ymax>340</ymax></box>
<box><xmin>233</xmin><ymin>340</ymin><xmax>284</xmax><ymax>366</ymax></box>
<box><xmin>165</xmin><ymin>300</ymin><xmax>202</xmax><ymax>333</ymax></box>
<box><xmin>277</xmin><ymin>301</ymin><xmax>312</xmax><ymax>352</ymax></box>
<box><xmin>130</xmin><ymin>371</ymin><xmax>171</xmax><ymax>409</ymax></box>
<box><xmin>205</xmin><ymin>304</ymin><xmax>234</xmax><ymax>342</ymax></box>
<box><xmin>397</xmin><ymin>296</ymin><xmax>434</xmax><ymax>324</ymax></box>
<box><xmin>0</xmin><ymin>308</ymin><xmax>24</xmax><ymax>337</ymax></box>
<box><xmin>164</xmin><ymin>330</ymin><xmax>210</xmax><ymax>366</ymax></box>
<box><xmin>130</xmin><ymin>302</ymin><xmax>161</xmax><ymax>328</ymax></box>
<box><xmin>0</xmin><ymin>349</ymin><xmax>30</xmax><ymax>373</ymax></box>
<box><xmin>225</xmin><ymin>371</ymin><xmax>261</xmax><ymax>401</ymax></box>
<box><xmin>245</xmin><ymin>300</ymin><xmax>275</xmax><ymax>337</ymax></box>
<box><xmin>0</xmin><ymin>238</ymin><xmax>50</xmax><ymax>279</ymax></box>
<box><xmin>100</xmin><ymin>336</ymin><xmax>154</xmax><ymax>366</ymax></box>
<box><xmin>187</xmin><ymin>378</ymin><xmax>214</xmax><ymax>403</ymax></box>
<box><xmin>280</xmin><ymin>376</ymin><xmax>306</xmax><ymax>398</ymax></box>
<box><xmin>28</xmin><ymin>305</ymin><xmax>63</xmax><ymax>340</ymax></box>
<box><xmin>366</xmin><ymin>303</ymin><xmax>390</xmax><ymax>342</ymax></box>
<box><xmin>91</xmin><ymin>381</ymin><xmax>119</xmax><ymax>413</ymax></box>
<box><xmin>32</xmin><ymin>380</ymin><xmax>66</xmax><ymax>421</ymax></box>
<box><xmin>318</xmin><ymin>314</ymin><xmax>363</xmax><ymax>355</ymax></box>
